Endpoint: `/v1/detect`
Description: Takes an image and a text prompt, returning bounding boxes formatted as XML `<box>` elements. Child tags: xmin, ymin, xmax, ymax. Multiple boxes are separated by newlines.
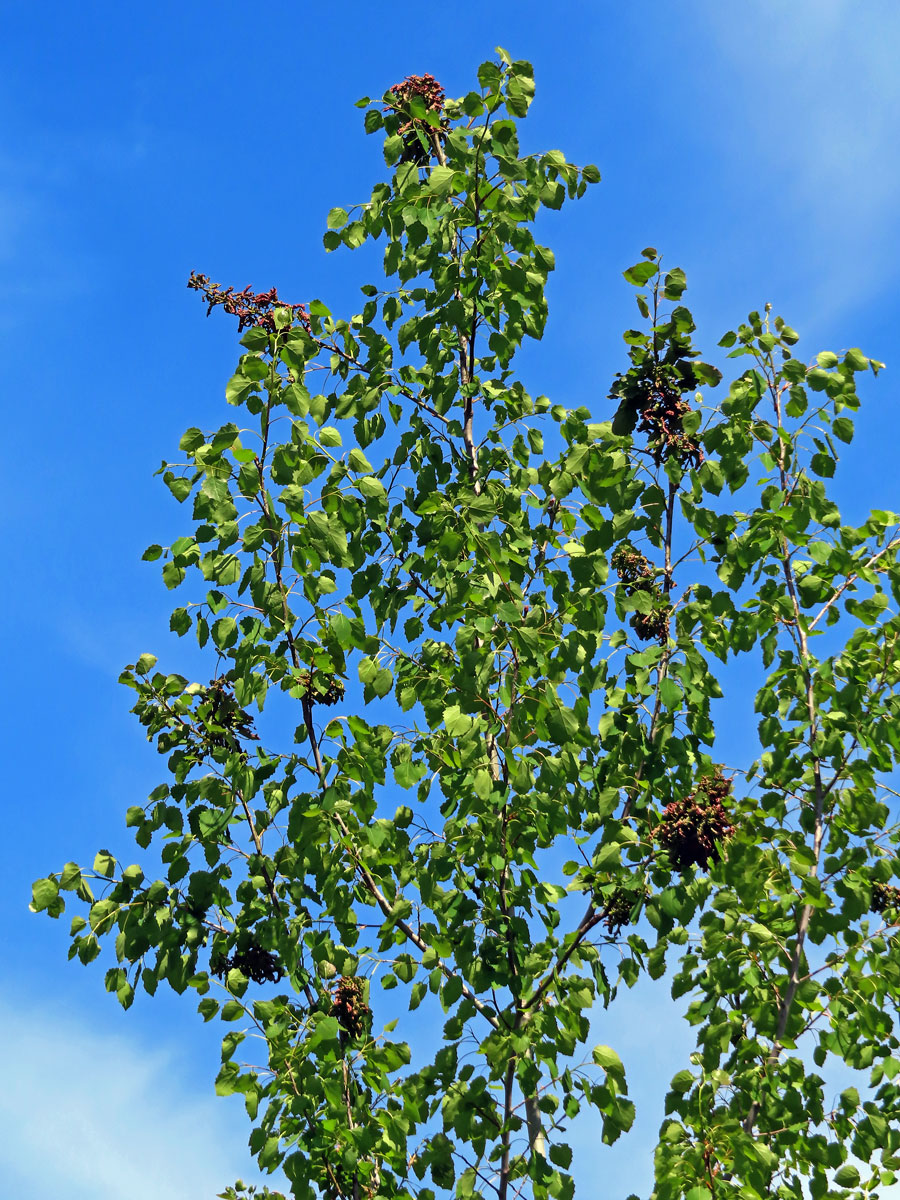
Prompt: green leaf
<box><xmin>669</xmin><ymin>1069</ymin><xmax>694</xmax><ymax>1094</ymax></box>
<box><xmin>549</xmin><ymin>1143</ymin><xmax>573</xmax><ymax>1169</ymax></box>
<box><xmin>165</xmin><ymin>474</ymin><xmax>193</xmax><ymax>502</ymax></box>
<box><xmin>592</xmin><ymin>1044</ymin><xmax>625</xmax><ymax>1075</ymax></box>
<box><xmin>170</xmin><ymin>607</ymin><xmax>191</xmax><ymax>636</ymax></box>
<box><xmin>663</xmin><ymin>267</ymin><xmax>687</xmax><ymax>300</ymax></box>
<box><xmin>358</xmin><ymin>475</ymin><xmax>386</xmax><ymax>501</ymax></box>
<box><xmin>685</xmin><ymin>1189</ymin><xmax>710</xmax><ymax>1200</ymax></box>
<box><xmin>326</xmin><ymin>207</ymin><xmax>348</xmax><ymax>230</ymax></box>
<box><xmin>31</xmin><ymin>877</ymin><xmax>60</xmax><ymax>913</ymax></box>
<box><xmin>59</xmin><ymin>862</ymin><xmax>82</xmax><ymax>891</ymax></box>
<box><xmin>179</xmin><ymin>426</ymin><xmax>205</xmax><ymax>452</ymax></box>
<box><xmin>198</xmin><ymin>998</ymin><xmax>220</xmax><ymax>1022</ymax></box>
<box><xmin>623</xmin><ymin>261</ymin><xmax>657</xmax><ymax>287</ymax></box>
<box><xmin>540</xmin><ymin>181</ymin><xmax>565</xmax><ymax>209</ymax></box>
<box><xmin>442</xmin><ymin>974</ymin><xmax>462</xmax><ymax>1008</ymax></box>
<box><xmin>162</xmin><ymin>561</ymin><xmax>184</xmax><ymax>591</ymax></box>
<box><xmin>832</xmin><ymin>416</ymin><xmax>854</xmax><ymax>443</ymax></box>
<box><xmin>834</xmin><ymin>1165</ymin><xmax>861</xmax><ymax>1188</ymax></box>
<box><xmin>342</xmin><ymin>222</ymin><xmax>366</xmax><ymax>249</ymax></box>
<box><xmin>372</xmin><ymin>667</ymin><xmax>393</xmax><ymax>698</ymax></box>
<box><xmin>427</xmin><ymin>165</ymin><xmax>459</xmax><ymax>195</ymax></box>
<box><xmin>659</xmin><ymin>678</ymin><xmax>682</xmax><ymax>708</ymax></box>
<box><xmin>443</xmin><ymin>705</ymin><xmax>474</xmax><ymax>737</ymax></box>
<box><xmin>93</xmin><ymin>850</ymin><xmax>116</xmax><ymax>878</ymax></box>
<box><xmin>212</xmin><ymin>616</ymin><xmax>238</xmax><ymax>649</ymax></box>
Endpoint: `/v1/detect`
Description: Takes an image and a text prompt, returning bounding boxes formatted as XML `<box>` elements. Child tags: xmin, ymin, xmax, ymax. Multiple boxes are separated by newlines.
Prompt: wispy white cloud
<box><xmin>0</xmin><ymin>993</ymin><xmax>281</xmax><ymax>1200</ymax></box>
<box><xmin>699</xmin><ymin>0</ymin><xmax>900</xmax><ymax>322</ymax></box>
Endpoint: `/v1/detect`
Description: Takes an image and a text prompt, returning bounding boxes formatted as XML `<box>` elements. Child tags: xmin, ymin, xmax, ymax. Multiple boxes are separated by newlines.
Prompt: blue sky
<box><xmin>5</xmin><ymin>2</ymin><xmax>900</xmax><ymax>1196</ymax></box>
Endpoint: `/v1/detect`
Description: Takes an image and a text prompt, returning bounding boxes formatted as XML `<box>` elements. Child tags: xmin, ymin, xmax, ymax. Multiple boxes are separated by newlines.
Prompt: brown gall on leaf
<box><xmin>330</xmin><ymin>975</ymin><xmax>371</xmax><ymax>1043</ymax></box>
<box><xmin>210</xmin><ymin>942</ymin><xmax>283</xmax><ymax>985</ymax></box>
<box><xmin>297</xmin><ymin>669</ymin><xmax>345</xmax><ymax>708</ymax></box>
<box><xmin>635</xmin><ymin>379</ymin><xmax>704</xmax><ymax>471</ymax></box>
<box><xmin>383</xmin><ymin>72</ymin><xmax>448</xmax><ymax>165</ymax></box>
<box><xmin>871</xmin><ymin>882</ymin><xmax>900</xmax><ymax>915</ymax></box>
<box><xmin>599</xmin><ymin>881</ymin><xmax>648</xmax><ymax>934</ymax></box>
<box><xmin>612</xmin><ymin>544</ymin><xmax>672</xmax><ymax>645</ymax></box>
<box><xmin>201</xmin><ymin>677</ymin><xmax>260</xmax><ymax>756</ymax></box>
<box><xmin>657</xmin><ymin>770</ymin><xmax>735</xmax><ymax>872</ymax></box>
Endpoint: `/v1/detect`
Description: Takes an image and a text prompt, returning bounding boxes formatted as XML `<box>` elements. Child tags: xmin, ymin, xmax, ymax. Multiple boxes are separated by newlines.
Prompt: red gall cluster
<box><xmin>871</xmin><ymin>882</ymin><xmax>900</xmax><ymax>915</ymax></box>
<box><xmin>657</xmin><ymin>770</ymin><xmax>735</xmax><ymax>872</ymax></box>
<box><xmin>210</xmin><ymin>943</ymin><xmax>283</xmax><ymax>984</ymax></box>
<box><xmin>384</xmin><ymin>72</ymin><xmax>448</xmax><ymax>165</ymax></box>
<box><xmin>188</xmin><ymin>271</ymin><xmax>311</xmax><ymax>336</ymax></box>
<box><xmin>330</xmin><ymin>975</ymin><xmax>371</xmax><ymax>1043</ymax></box>
<box><xmin>636</xmin><ymin>379</ymin><xmax>704</xmax><ymax>470</ymax></box>
<box><xmin>611</xmin><ymin>544</ymin><xmax>672</xmax><ymax>645</ymax></box>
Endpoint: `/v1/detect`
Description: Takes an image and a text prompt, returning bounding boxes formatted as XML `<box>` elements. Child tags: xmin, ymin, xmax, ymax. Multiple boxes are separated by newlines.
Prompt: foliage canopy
<box><xmin>33</xmin><ymin>48</ymin><xmax>900</xmax><ymax>1200</ymax></box>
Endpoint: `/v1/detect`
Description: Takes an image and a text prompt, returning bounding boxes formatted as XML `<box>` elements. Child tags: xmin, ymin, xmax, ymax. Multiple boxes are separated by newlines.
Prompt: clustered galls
<box><xmin>600</xmin><ymin>883</ymin><xmax>647</xmax><ymax>934</ymax></box>
<box><xmin>330</xmin><ymin>976</ymin><xmax>371</xmax><ymax>1044</ymax></box>
<box><xmin>210</xmin><ymin>943</ymin><xmax>283</xmax><ymax>985</ymax></box>
<box><xmin>384</xmin><ymin>72</ymin><xmax>448</xmax><ymax>165</ymax></box>
<box><xmin>298</xmin><ymin>670</ymin><xmax>345</xmax><ymax>708</ymax></box>
<box><xmin>187</xmin><ymin>272</ymin><xmax>311</xmax><ymax>336</ymax></box>
<box><xmin>657</xmin><ymin>770</ymin><xmax>735</xmax><ymax>871</ymax></box>
<box><xmin>200</xmin><ymin>678</ymin><xmax>259</xmax><ymax>757</ymax></box>
<box><xmin>611</xmin><ymin>544</ymin><xmax>672</xmax><ymax>645</ymax></box>
<box><xmin>871</xmin><ymin>882</ymin><xmax>900</xmax><ymax>915</ymax></box>
<box><xmin>635</xmin><ymin>374</ymin><xmax>704</xmax><ymax>470</ymax></box>
<box><xmin>608</xmin><ymin>311</ymin><xmax>707</xmax><ymax>471</ymax></box>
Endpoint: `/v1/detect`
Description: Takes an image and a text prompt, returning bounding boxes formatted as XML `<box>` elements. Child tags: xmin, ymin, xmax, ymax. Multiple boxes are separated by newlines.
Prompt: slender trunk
<box><xmin>498</xmin><ymin>1058</ymin><xmax>516</xmax><ymax>1200</ymax></box>
<box><xmin>433</xmin><ymin>123</ymin><xmax>547</xmax><ymax>1169</ymax></box>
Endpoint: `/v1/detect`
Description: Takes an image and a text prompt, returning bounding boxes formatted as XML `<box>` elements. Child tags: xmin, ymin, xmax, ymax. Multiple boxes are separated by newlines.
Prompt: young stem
<box><xmin>622</xmin><ymin>476</ymin><xmax>679</xmax><ymax>821</ymax></box>
<box><xmin>743</xmin><ymin>364</ymin><xmax>826</xmax><ymax>1136</ymax></box>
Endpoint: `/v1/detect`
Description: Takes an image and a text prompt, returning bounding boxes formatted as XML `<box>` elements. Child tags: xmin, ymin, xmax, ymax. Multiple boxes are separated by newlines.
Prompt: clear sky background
<box><xmin>5</xmin><ymin>2</ymin><xmax>900</xmax><ymax>1196</ymax></box>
